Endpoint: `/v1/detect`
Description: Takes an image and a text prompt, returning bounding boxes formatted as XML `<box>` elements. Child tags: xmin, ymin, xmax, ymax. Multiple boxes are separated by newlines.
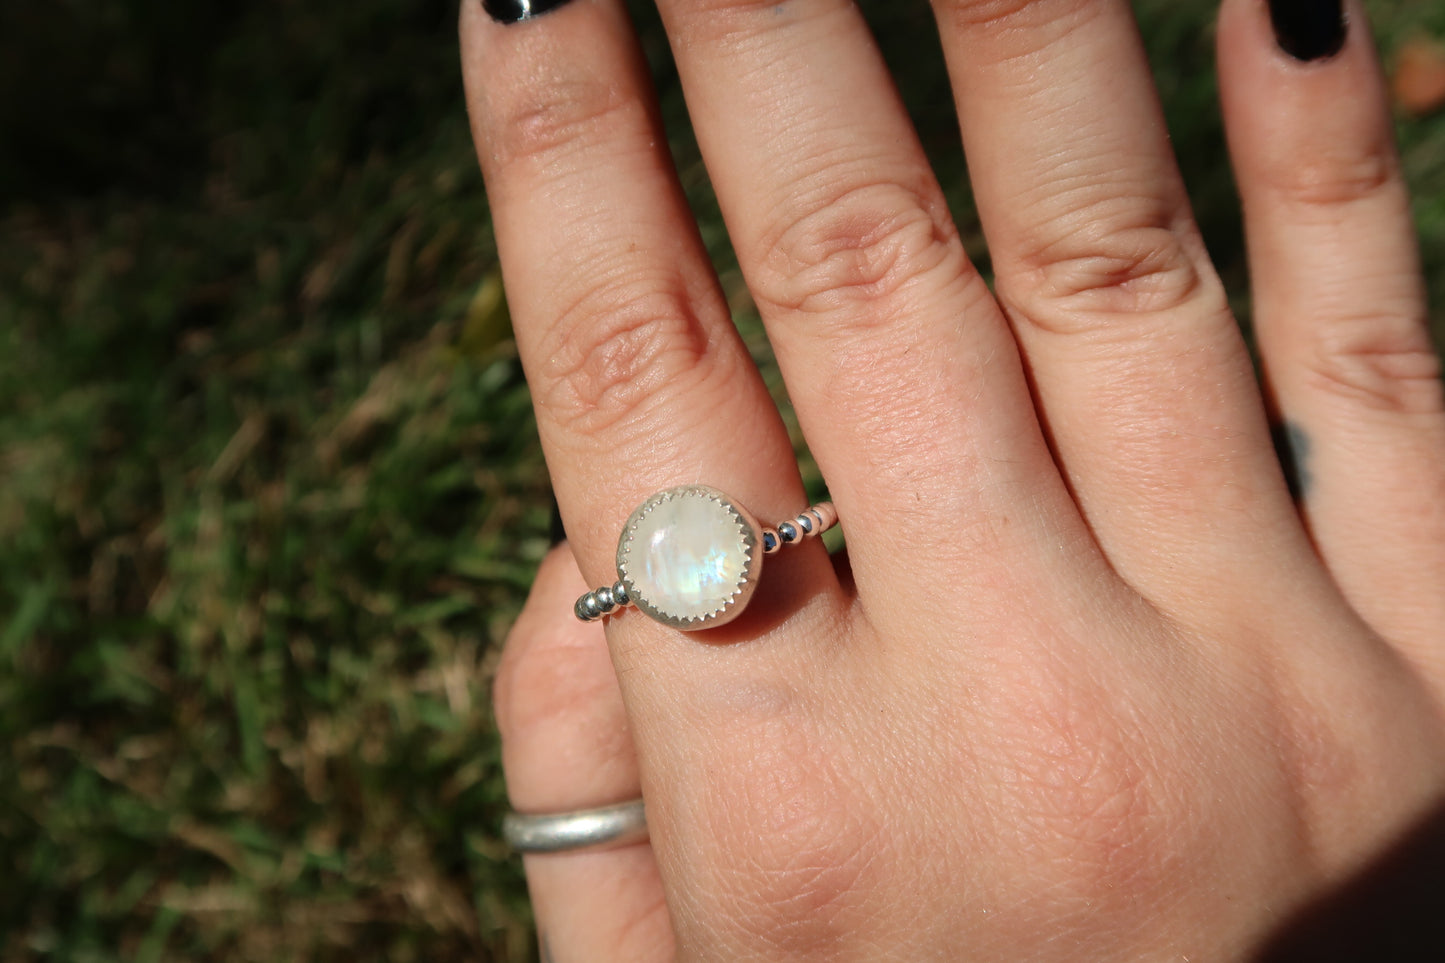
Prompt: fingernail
<box><xmin>548</xmin><ymin>500</ymin><xmax>568</xmax><ymax>545</ymax></box>
<box><xmin>1267</xmin><ymin>0</ymin><xmax>1347</xmax><ymax>62</ymax></box>
<box><xmin>482</xmin><ymin>0</ymin><xmax>577</xmax><ymax>25</ymax></box>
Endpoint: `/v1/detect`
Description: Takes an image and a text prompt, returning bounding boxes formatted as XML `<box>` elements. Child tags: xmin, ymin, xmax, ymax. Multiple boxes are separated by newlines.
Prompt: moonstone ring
<box><xmin>574</xmin><ymin>485</ymin><xmax>838</xmax><ymax>631</ymax></box>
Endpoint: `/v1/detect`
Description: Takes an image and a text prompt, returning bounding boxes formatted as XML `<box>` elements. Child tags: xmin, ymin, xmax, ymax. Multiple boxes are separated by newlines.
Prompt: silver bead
<box><xmin>595</xmin><ymin>587</ymin><xmax>615</xmax><ymax>611</ymax></box>
<box><xmin>611</xmin><ymin>581</ymin><xmax>630</xmax><ymax>606</ymax></box>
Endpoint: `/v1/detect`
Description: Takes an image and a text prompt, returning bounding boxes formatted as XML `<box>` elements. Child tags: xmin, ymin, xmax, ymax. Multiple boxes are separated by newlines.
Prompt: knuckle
<box><xmin>1304</xmin><ymin>319</ymin><xmax>1445</xmax><ymax>416</ymax></box>
<box><xmin>535</xmin><ymin>279</ymin><xmax>713</xmax><ymax>435</ymax></box>
<box><xmin>488</xmin><ymin>73</ymin><xmax>635</xmax><ymax>168</ymax></box>
<box><xmin>934</xmin><ymin>0</ymin><xmax>1099</xmax><ymax>70</ymax></box>
<box><xmin>1263</xmin><ymin>140</ymin><xmax>1398</xmax><ymax>209</ymax></box>
<box><xmin>1001</xmin><ymin>218</ymin><xmax>1211</xmax><ymax>333</ymax></box>
<box><xmin>935</xmin><ymin>0</ymin><xmax>1062</xmax><ymax>32</ymax></box>
<box><xmin>756</xmin><ymin>180</ymin><xmax>967</xmax><ymax>320</ymax></box>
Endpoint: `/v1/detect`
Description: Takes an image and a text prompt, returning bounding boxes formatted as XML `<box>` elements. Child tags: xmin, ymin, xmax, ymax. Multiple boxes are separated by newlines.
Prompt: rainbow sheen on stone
<box><xmin>617</xmin><ymin>488</ymin><xmax>757</xmax><ymax>627</ymax></box>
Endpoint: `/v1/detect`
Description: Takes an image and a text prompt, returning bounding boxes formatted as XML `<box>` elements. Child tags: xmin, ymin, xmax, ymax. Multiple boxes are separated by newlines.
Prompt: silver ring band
<box><xmin>502</xmin><ymin>799</ymin><xmax>648</xmax><ymax>854</ymax></box>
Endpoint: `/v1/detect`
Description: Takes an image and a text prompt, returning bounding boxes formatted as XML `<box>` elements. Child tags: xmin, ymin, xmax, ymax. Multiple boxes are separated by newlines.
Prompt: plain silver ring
<box><xmin>502</xmin><ymin>799</ymin><xmax>648</xmax><ymax>854</ymax></box>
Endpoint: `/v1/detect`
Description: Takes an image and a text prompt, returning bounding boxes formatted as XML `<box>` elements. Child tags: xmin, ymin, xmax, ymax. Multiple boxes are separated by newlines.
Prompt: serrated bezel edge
<box><xmin>615</xmin><ymin>485</ymin><xmax>763</xmax><ymax>630</ymax></box>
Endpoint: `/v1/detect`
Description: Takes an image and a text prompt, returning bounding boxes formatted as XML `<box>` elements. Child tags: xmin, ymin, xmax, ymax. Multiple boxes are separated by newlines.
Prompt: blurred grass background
<box><xmin>0</xmin><ymin>1</ymin><xmax>1442</xmax><ymax>960</ymax></box>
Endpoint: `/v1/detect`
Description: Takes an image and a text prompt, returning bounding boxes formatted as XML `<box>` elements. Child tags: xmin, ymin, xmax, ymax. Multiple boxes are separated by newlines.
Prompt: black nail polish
<box><xmin>482</xmin><ymin>0</ymin><xmax>577</xmax><ymax>25</ymax></box>
<box><xmin>548</xmin><ymin>500</ymin><xmax>568</xmax><ymax>545</ymax></box>
<box><xmin>1267</xmin><ymin>0</ymin><xmax>1347</xmax><ymax>62</ymax></box>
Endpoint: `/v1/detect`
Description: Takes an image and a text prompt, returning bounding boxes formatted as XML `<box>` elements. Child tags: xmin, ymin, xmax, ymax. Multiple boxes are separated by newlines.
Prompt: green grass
<box><xmin>1</xmin><ymin>1</ymin><xmax>1442</xmax><ymax>960</ymax></box>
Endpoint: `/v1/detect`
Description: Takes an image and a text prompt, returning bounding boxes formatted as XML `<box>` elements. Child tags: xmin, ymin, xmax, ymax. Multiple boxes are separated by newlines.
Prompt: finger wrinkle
<box><xmin>1303</xmin><ymin>328</ymin><xmax>1445</xmax><ymax>417</ymax></box>
<box><xmin>485</xmin><ymin>73</ymin><xmax>643</xmax><ymax>171</ymax></box>
<box><xmin>934</xmin><ymin>0</ymin><xmax>1102</xmax><ymax>53</ymax></box>
<box><xmin>534</xmin><ymin>274</ymin><xmax>721</xmax><ymax>436</ymax></box>
<box><xmin>1252</xmin><ymin>140</ymin><xmax>1400</xmax><ymax>210</ymax></box>
<box><xmin>753</xmin><ymin>177</ymin><xmax>967</xmax><ymax>319</ymax></box>
<box><xmin>1002</xmin><ymin>219</ymin><xmax>1211</xmax><ymax>326</ymax></box>
<box><xmin>1003</xmin><ymin>141</ymin><xmax>1182</xmax><ymax>229</ymax></box>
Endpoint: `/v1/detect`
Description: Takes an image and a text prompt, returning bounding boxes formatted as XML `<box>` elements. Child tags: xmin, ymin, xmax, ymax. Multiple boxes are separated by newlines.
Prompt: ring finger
<box><xmin>460</xmin><ymin>0</ymin><xmax>843</xmax><ymax>640</ymax></box>
<box><xmin>461</xmin><ymin>0</ymin><xmax>850</xmax><ymax>946</ymax></box>
<box><xmin>651</xmin><ymin>0</ymin><xmax>1091</xmax><ymax>618</ymax></box>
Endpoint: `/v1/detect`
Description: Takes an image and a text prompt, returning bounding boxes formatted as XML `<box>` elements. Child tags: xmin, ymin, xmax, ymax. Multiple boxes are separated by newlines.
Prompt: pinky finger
<box><xmin>494</xmin><ymin>547</ymin><xmax>674</xmax><ymax>961</ymax></box>
<box><xmin>1219</xmin><ymin>0</ymin><xmax>1445</xmax><ymax>661</ymax></box>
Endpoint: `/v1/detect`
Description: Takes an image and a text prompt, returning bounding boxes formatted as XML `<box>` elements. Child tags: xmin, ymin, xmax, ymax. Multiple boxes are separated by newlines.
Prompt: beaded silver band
<box><xmin>574</xmin><ymin>487</ymin><xmax>837</xmax><ymax>630</ymax></box>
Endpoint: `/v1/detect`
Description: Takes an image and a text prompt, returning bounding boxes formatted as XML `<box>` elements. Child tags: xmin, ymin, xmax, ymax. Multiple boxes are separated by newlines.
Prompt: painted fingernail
<box><xmin>482</xmin><ymin>0</ymin><xmax>577</xmax><ymax>25</ymax></box>
<box><xmin>1267</xmin><ymin>0</ymin><xmax>1347</xmax><ymax>62</ymax></box>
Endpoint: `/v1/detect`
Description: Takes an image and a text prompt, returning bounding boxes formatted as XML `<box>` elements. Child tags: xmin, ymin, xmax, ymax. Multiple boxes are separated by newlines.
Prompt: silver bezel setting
<box><xmin>615</xmin><ymin>485</ymin><xmax>764</xmax><ymax>631</ymax></box>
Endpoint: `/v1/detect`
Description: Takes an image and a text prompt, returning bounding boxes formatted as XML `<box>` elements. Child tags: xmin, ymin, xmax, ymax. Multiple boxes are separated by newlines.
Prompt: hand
<box><xmin>461</xmin><ymin>0</ymin><xmax>1445</xmax><ymax>958</ymax></box>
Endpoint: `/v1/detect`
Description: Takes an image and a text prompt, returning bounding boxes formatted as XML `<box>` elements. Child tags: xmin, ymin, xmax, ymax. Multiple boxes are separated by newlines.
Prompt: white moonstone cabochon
<box><xmin>619</xmin><ymin>490</ymin><xmax>755</xmax><ymax>624</ymax></box>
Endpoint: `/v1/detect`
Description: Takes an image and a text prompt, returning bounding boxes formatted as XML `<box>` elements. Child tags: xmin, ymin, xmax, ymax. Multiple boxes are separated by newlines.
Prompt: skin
<box><xmin>461</xmin><ymin>0</ymin><xmax>1445</xmax><ymax>959</ymax></box>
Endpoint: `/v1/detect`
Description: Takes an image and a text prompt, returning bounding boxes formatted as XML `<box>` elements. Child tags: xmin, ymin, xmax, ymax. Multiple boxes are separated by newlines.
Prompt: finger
<box><xmin>650</xmin><ymin>0</ymin><xmax>1086</xmax><ymax>611</ymax></box>
<box><xmin>1219</xmin><ymin>0</ymin><xmax>1445</xmax><ymax>665</ymax></box>
<box><xmin>495</xmin><ymin>547</ymin><xmax>673</xmax><ymax>962</ymax></box>
<box><xmin>931</xmin><ymin>0</ymin><xmax>1308</xmax><ymax>609</ymax></box>
<box><xmin>459</xmin><ymin>0</ymin><xmax>841</xmax><ymax>618</ymax></box>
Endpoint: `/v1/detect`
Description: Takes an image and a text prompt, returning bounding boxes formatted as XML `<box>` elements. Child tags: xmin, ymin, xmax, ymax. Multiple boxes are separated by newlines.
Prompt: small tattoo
<box><xmin>1272</xmin><ymin>421</ymin><xmax>1313</xmax><ymax>500</ymax></box>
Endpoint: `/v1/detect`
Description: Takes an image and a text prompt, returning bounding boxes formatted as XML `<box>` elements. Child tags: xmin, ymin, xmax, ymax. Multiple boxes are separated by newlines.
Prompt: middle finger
<box><xmin>654</xmin><ymin>0</ymin><xmax>1090</xmax><ymax>612</ymax></box>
